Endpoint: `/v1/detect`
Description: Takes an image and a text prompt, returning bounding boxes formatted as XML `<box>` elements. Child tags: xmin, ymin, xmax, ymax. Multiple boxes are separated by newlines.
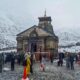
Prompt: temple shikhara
<box><xmin>16</xmin><ymin>12</ymin><xmax>58</xmax><ymax>59</ymax></box>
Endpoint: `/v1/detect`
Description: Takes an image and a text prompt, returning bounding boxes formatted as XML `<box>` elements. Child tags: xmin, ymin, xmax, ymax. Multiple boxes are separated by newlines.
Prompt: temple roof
<box><xmin>38</xmin><ymin>16</ymin><xmax>51</xmax><ymax>21</ymax></box>
<box><xmin>17</xmin><ymin>25</ymin><xmax>53</xmax><ymax>37</ymax></box>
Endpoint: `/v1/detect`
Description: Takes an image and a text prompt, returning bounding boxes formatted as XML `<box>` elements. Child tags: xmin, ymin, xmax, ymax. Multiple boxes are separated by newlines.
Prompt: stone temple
<box><xmin>16</xmin><ymin>12</ymin><xmax>58</xmax><ymax>59</ymax></box>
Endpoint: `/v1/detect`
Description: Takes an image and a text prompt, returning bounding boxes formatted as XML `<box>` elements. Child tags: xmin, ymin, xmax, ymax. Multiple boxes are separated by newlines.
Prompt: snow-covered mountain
<box><xmin>0</xmin><ymin>14</ymin><xmax>25</xmax><ymax>49</ymax></box>
<box><xmin>55</xmin><ymin>27</ymin><xmax>80</xmax><ymax>46</ymax></box>
<box><xmin>55</xmin><ymin>28</ymin><xmax>80</xmax><ymax>53</ymax></box>
<box><xmin>0</xmin><ymin>14</ymin><xmax>80</xmax><ymax>50</ymax></box>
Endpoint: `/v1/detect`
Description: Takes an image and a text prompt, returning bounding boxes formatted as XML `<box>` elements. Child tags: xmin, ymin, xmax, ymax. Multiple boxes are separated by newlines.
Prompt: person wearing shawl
<box><xmin>22</xmin><ymin>52</ymin><xmax>31</xmax><ymax>80</ymax></box>
<box><xmin>26</xmin><ymin>52</ymin><xmax>31</xmax><ymax>76</ymax></box>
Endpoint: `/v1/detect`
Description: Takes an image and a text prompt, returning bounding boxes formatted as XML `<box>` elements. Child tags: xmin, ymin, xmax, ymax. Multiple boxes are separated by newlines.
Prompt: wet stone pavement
<box><xmin>0</xmin><ymin>63</ymin><xmax>23</xmax><ymax>80</ymax></box>
<box><xmin>30</xmin><ymin>62</ymin><xmax>75</xmax><ymax>80</ymax></box>
<box><xmin>0</xmin><ymin>60</ymin><xmax>79</xmax><ymax>80</ymax></box>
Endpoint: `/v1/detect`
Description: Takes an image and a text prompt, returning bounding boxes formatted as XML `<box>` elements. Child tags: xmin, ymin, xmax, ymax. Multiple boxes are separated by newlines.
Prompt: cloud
<box><xmin>0</xmin><ymin>0</ymin><xmax>80</xmax><ymax>30</ymax></box>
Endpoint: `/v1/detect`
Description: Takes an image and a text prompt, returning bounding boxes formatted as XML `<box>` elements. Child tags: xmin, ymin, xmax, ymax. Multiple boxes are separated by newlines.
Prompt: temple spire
<box><xmin>44</xmin><ymin>9</ymin><xmax>46</xmax><ymax>17</ymax></box>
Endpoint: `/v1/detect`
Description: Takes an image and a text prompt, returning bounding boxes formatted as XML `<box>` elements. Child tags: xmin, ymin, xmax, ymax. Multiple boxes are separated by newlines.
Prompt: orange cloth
<box><xmin>22</xmin><ymin>66</ymin><xmax>27</xmax><ymax>79</ymax></box>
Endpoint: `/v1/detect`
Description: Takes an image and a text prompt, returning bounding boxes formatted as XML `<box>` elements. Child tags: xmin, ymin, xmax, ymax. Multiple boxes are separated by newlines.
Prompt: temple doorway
<box><xmin>31</xmin><ymin>42</ymin><xmax>37</xmax><ymax>52</ymax></box>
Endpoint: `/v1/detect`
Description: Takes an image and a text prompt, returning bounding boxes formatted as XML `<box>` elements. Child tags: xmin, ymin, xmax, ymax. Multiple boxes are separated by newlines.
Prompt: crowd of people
<box><xmin>58</xmin><ymin>52</ymin><xmax>75</xmax><ymax>70</ymax></box>
<box><xmin>39</xmin><ymin>52</ymin><xmax>80</xmax><ymax>71</ymax></box>
<box><xmin>0</xmin><ymin>51</ymin><xmax>80</xmax><ymax>79</ymax></box>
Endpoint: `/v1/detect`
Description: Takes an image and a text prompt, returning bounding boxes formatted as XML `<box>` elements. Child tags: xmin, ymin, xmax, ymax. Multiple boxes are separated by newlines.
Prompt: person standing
<box><xmin>65</xmin><ymin>53</ymin><xmax>70</xmax><ymax>69</ymax></box>
<box><xmin>17</xmin><ymin>54</ymin><xmax>20</xmax><ymax>65</ymax></box>
<box><xmin>0</xmin><ymin>53</ymin><xmax>3</xmax><ymax>73</ymax></box>
<box><xmin>26</xmin><ymin>53</ymin><xmax>31</xmax><ymax>77</ymax></box>
<box><xmin>30</xmin><ymin>54</ymin><xmax>33</xmax><ymax>74</ymax></box>
<box><xmin>40</xmin><ymin>55</ymin><xmax>46</xmax><ymax>71</ymax></box>
<box><xmin>75</xmin><ymin>54</ymin><xmax>78</xmax><ymax>63</ymax></box>
<box><xmin>69</xmin><ymin>54</ymin><xmax>74</xmax><ymax>70</ymax></box>
<box><xmin>58</xmin><ymin>52</ymin><xmax>64</xmax><ymax>66</ymax></box>
<box><xmin>22</xmin><ymin>55</ymin><xmax>27</xmax><ymax>80</ymax></box>
<box><xmin>39</xmin><ymin>53</ymin><xmax>42</xmax><ymax>63</ymax></box>
<box><xmin>50</xmin><ymin>53</ymin><xmax>54</xmax><ymax>63</ymax></box>
<box><xmin>11</xmin><ymin>54</ymin><xmax>15</xmax><ymax>71</ymax></box>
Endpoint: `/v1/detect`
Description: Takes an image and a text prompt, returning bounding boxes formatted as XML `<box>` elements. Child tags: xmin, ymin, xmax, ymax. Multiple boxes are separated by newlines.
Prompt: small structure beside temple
<box><xmin>16</xmin><ymin>12</ymin><xmax>58</xmax><ymax>59</ymax></box>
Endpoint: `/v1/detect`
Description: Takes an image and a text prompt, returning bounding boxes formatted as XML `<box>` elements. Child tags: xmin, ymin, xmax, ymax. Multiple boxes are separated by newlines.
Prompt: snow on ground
<box><xmin>0</xmin><ymin>48</ymin><xmax>17</xmax><ymax>54</ymax></box>
<box><xmin>58</xmin><ymin>46</ymin><xmax>80</xmax><ymax>53</ymax></box>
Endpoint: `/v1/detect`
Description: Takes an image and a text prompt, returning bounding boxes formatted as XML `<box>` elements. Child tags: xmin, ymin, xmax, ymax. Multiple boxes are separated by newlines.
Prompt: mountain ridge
<box><xmin>0</xmin><ymin>15</ymin><xmax>80</xmax><ymax>50</ymax></box>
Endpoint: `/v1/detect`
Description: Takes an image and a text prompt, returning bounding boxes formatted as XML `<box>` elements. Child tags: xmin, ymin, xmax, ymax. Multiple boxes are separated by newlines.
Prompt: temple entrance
<box><xmin>31</xmin><ymin>43</ymin><xmax>37</xmax><ymax>52</ymax></box>
<box><xmin>29</xmin><ymin>37</ymin><xmax>38</xmax><ymax>52</ymax></box>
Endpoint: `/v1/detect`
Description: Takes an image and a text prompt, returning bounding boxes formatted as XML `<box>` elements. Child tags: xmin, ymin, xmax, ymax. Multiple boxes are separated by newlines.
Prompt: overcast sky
<box><xmin>0</xmin><ymin>0</ymin><xmax>80</xmax><ymax>30</ymax></box>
